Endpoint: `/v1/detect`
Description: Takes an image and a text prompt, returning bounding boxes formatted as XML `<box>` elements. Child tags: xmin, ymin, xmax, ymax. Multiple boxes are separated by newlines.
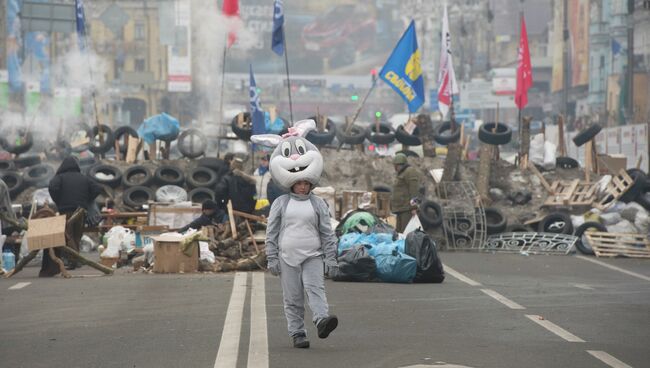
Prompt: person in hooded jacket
<box><xmin>42</xmin><ymin>156</ymin><xmax>103</xmax><ymax>276</ymax></box>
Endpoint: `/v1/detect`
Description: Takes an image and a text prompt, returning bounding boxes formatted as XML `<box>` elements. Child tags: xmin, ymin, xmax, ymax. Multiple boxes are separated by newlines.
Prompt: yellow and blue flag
<box><xmin>379</xmin><ymin>20</ymin><xmax>424</xmax><ymax>113</ymax></box>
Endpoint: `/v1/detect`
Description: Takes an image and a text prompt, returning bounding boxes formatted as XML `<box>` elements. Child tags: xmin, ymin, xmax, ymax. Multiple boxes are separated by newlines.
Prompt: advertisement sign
<box><xmin>167</xmin><ymin>0</ymin><xmax>191</xmax><ymax>92</ymax></box>
<box><xmin>459</xmin><ymin>79</ymin><xmax>516</xmax><ymax>110</ymax></box>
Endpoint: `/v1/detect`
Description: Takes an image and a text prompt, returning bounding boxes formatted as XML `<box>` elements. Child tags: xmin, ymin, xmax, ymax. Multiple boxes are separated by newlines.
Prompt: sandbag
<box><xmin>374</xmin><ymin>248</ymin><xmax>416</xmax><ymax>283</ymax></box>
<box><xmin>330</xmin><ymin>245</ymin><xmax>377</xmax><ymax>282</ymax></box>
<box><xmin>405</xmin><ymin>230</ymin><xmax>445</xmax><ymax>283</ymax></box>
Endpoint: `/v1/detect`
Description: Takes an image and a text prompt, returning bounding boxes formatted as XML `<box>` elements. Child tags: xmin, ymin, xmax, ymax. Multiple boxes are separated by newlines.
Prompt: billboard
<box><xmin>225</xmin><ymin>0</ymin><xmax>402</xmax><ymax>76</ymax></box>
<box><xmin>167</xmin><ymin>0</ymin><xmax>192</xmax><ymax>92</ymax></box>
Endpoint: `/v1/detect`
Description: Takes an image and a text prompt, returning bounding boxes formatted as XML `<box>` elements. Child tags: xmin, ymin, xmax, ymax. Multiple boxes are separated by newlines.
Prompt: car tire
<box><xmin>0</xmin><ymin>130</ymin><xmax>33</xmax><ymax>155</ymax></box>
<box><xmin>478</xmin><ymin>122</ymin><xmax>512</xmax><ymax>145</ymax></box>
<box><xmin>23</xmin><ymin>164</ymin><xmax>55</xmax><ymax>188</ymax></box>
<box><xmin>154</xmin><ymin>165</ymin><xmax>185</xmax><ymax>187</ymax></box>
<box><xmin>573</xmin><ymin>221</ymin><xmax>607</xmax><ymax>255</ymax></box>
<box><xmin>556</xmin><ymin>156</ymin><xmax>579</xmax><ymax>169</ymax></box>
<box><xmin>123</xmin><ymin>186</ymin><xmax>155</xmax><ymax>209</ymax></box>
<box><xmin>336</xmin><ymin>125</ymin><xmax>368</xmax><ymax>145</ymax></box>
<box><xmin>572</xmin><ymin>124</ymin><xmax>602</xmax><ymax>147</ymax></box>
<box><xmin>13</xmin><ymin>154</ymin><xmax>41</xmax><ymax>169</ymax></box>
<box><xmin>197</xmin><ymin>157</ymin><xmax>229</xmax><ymax>178</ymax></box>
<box><xmin>88</xmin><ymin>124</ymin><xmax>115</xmax><ymax>154</ymax></box>
<box><xmin>0</xmin><ymin>160</ymin><xmax>15</xmax><ymax>172</ymax></box>
<box><xmin>538</xmin><ymin>212</ymin><xmax>574</xmax><ymax>234</ymax></box>
<box><xmin>188</xmin><ymin>187</ymin><xmax>216</xmax><ymax>205</ymax></box>
<box><xmin>187</xmin><ymin>167</ymin><xmax>218</xmax><ymax>189</ymax></box>
<box><xmin>122</xmin><ymin>165</ymin><xmax>152</xmax><ymax>187</ymax></box>
<box><xmin>366</xmin><ymin>122</ymin><xmax>396</xmax><ymax>145</ymax></box>
<box><xmin>620</xmin><ymin>169</ymin><xmax>647</xmax><ymax>203</ymax></box>
<box><xmin>1</xmin><ymin>171</ymin><xmax>25</xmax><ymax>199</ymax></box>
<box><xmin>395</xmin><ymin>125</ymin><xmax>421</xmax><ymax>146</ymax></box>
<box><xmin>231</xmin><ymin>112</ymin><xmax>252</xmax><ymax>141</ymax></box>
<box><xmin>113</xmin><ymin>126</ymin><xmax>139</xmax><ymax>155</ymax></box>
<box><xmin>88</xmin><ymin>164</ymin><xmax>122</xmax><ymax>188</ymax></box>
<box><xmin>372</xmin><ymin>184</ymin><xmax>391</xmax><ymax>193</ymax></box>
<box><xmin>418</xmin><ymin>200</ymin><xmax>443</xmax><ymax>229</ymax></box>
<box><xmin>484</xmin><ymin>207</ymin><xmax>507</xmax><ymax>235</ymax></box>
<box><xmin>178</xmin><ymin>128</ymin><xmax>207</xmax><ymax>159</ymax></box>
<box><xmin>306</xmin><ymin>117</ymin><xmax>337</xmax><ymax>146</ymax></box>
<box><xmin>433</xmin><ymin>121</ymin><xmax>461</xmax><ymax>145</ymax></box>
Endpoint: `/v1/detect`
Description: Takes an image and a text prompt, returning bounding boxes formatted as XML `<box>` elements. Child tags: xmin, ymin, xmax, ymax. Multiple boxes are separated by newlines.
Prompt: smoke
<box><xmin>0</xmin><ymin>47</ymin><xmax>109</xmax><ymax>145</ymax></box>
<box><xmin>191</xmin><ymin>0</ymin><xmax>259</xmax><ymax>125</ymax></box>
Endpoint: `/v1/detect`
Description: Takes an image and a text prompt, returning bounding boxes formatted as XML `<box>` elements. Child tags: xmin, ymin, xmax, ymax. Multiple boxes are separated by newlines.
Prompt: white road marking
<box><xmin>443</xmin><ymin>265</ymin><xmax>482</xmax><ymax>286</ymax></box>
<box><xmin>576</xmin><ymin>256</ymin><xmax>650</xmax><ymax>282</ymax></box>
<box><xmin>587</xmin><ymin>350</ymin><xmax>634</xmax><ymax>368</ymax></box>
<box><xmin>214</xmin><ymin>272</ymin><xmax>248</xmax><ymax>368</ymax></box>
<box><xmin>571</xmin><ymin>283</ymin><xmax>595</xmax><ymax>290</ymax></box>
<box><xmin>481</xmin><ymin>289</ymin><xmax>526</xmax><ymax>310</ymax></box>
<box><xmin>525</xmin><ymin>315</ymin><xmax>585</xmax><ymax>342</ymax></box>
<box><xmin>8</xmin><ymin>282</ymin><xmax>31</xmax><ymax>290</ymax></box>
<box><xmin>247</xmin><ymin>272</ymin><xmax>268</xmax><ymax>368</ymax></box>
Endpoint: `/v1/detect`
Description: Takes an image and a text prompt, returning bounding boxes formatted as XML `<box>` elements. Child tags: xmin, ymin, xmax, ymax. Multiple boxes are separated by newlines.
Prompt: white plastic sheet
<box><xmin>403</xmin><ymin>214</ymin><xmax>422</xmax><ymax>235</ymax></box>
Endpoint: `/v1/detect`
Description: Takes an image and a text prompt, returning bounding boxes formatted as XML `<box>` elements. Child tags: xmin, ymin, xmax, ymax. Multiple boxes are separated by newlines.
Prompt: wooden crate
<box><xmin>543</xmin><ymin>180</ymin><xmax>598</xmax><ymax>207</ymax></box>
<box><xmin>584</xmin><ymin>232</ymin><xmax>650</xmax><ymax>258</ymax></box>
<box><xmin>593</xmin><ymin>170</ymin><xmax>634</xmax><ymax>210</ymax></box>
<box><xmin>340</xmin><ymin>190</ymin><xmax>377</xmax><ymax>217</ymax></box>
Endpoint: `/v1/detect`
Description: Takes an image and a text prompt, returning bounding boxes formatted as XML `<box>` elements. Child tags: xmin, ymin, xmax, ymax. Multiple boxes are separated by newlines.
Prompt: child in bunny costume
<box><xmin>251</xmin><ymin>119</ymin><xmax>339</xmax><ymax>349</ymax></box>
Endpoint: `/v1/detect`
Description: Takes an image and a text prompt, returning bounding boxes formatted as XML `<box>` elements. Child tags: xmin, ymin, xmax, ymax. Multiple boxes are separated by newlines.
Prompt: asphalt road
<box><xmin>1</xmin><ymin>252</ymin><xmax>648</xmax><ymax>368</ymax></box>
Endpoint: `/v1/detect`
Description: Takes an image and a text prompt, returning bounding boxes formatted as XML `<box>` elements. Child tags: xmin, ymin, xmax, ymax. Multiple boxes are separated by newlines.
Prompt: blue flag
<box><xmin>249</xmin><ymin>65</ymin><xmax>266</xmax><ymax>136</ymax></box>
<box><xmin>75</xmin><ymin>0</ymin><xmax>86</xmax><ymax>50</ymax></box>
<box><xmin>271</xmin><ymin>0</ymin><xmax>285</xmax><ymax>56</ymax></box>
<box><xmin>379</xmin><ymin>20</ymin><xmax>425</xmax><ymax>113</ymax></box>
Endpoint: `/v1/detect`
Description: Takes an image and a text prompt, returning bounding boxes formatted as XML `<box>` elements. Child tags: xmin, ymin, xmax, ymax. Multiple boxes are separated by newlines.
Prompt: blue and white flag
<box><xmin>249</xmin><ymin>65</ymin><xmax>266</xmax><ymax>136</ymax></box>
<box><xmin>378</xmin><ymin>20</ymin><xmax>425</xmax><ymax>113</ymax></box>
<box><xmin>75</xmin><ymin>0</ymin><xmax>86</xmax><ymax>50</ymax></box>
<box><xmin>271</xmin><ymin>0</ymin><xmax>284</xmax><ymax>56</ymax></box>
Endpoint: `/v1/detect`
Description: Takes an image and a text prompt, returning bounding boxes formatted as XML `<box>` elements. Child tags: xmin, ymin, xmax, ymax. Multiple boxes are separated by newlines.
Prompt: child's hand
<box><xmin>267</xmin><ymin>257</ymin><xmax>281</xmax><ymax>276</ymax></box>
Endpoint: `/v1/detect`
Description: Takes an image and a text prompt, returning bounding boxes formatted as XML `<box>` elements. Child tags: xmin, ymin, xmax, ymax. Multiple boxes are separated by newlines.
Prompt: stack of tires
<box><xmin>0</xmin><ymin>154</ymin><xmax>55</xmax><ymax>200</ymax></box>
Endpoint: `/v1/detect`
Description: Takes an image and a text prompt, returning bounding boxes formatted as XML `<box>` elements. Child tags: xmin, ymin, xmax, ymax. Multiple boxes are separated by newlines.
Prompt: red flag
<box><xmin>515</xmin><ymin>15</ymin><xmax>533</xmax><ymax>109</ymax></box>
<box><xmin>222</xmin><ymin>0</ymin><xmax>239</xmax><ymax>47</ymax></box>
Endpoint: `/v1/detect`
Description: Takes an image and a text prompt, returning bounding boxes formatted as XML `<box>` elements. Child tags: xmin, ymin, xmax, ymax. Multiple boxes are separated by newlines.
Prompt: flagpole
<box><xmin>281</xmin><ymin>28</ymin><xmax>294</xmax><ymax>123</ymax></box>
<box><xmin>217</xmin><ymin>42</ymin><xmax>228</xmax><ymax>158</ymax></box>
<box><xmin>78</xmin><ymin>1</ymin><xmax>103</xmax><ymax>151</ymax></box>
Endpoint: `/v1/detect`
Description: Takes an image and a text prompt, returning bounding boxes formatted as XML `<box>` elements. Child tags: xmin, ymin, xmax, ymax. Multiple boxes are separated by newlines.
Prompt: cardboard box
<box><xmin>598</xmin><ymin>154</ymin><xmax>627</xmax><ymax>175</ymax></box>
<box><xmin>26</xmin><ymin>215</ymin><xmax>67</xmax><ymax>251</ymax></box>
<box><xmin>151</xmin><ymin>234</ymin><xmax>198</xmax><ymax>273</ymax></box>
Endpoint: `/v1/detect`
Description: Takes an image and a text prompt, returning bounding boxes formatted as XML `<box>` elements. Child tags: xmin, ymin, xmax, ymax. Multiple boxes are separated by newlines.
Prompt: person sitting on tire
<box><xmin>391</xmin><ymin>153</ymin><xmax>424</xmax><ymax>233</ymax></box>
<box><xmin>177</xmin><ymin>200</ymin><xmax>227</xmax><ymax>233</ymax></box>
<box><xmin>46</xmin><ymin>156</ymin><xmax>103</xmax><ymax>275</ymax></box>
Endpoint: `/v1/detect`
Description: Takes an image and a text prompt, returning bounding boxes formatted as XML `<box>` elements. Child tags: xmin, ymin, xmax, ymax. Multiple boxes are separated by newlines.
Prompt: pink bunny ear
<box><xmin>251</xmin><ymin>134</ymin><xmax>283</xmax><ymax>147</ymax></box>
<box><xmin>290</xmin><ymin>119</ymin><xmax>316</xmax><ymax>137</ymax></box>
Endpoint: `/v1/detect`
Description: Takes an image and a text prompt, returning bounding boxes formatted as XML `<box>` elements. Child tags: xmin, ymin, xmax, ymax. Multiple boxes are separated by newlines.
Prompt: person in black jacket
<box><xmin>177</xmin><ymin>200</ymin><xmax>227</xmax><ymax>233</ymax></box>
<box><xmin>42</xmin><ymin>156</ymin><xmax>103</xmax><ymax>276</ymax></box>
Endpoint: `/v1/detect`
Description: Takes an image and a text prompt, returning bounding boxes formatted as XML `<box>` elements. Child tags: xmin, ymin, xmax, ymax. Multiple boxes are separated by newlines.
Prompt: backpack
<box><xmin>405</xmin><ymin>230</ymin><xmax>445</xmax><ymax>283</ymax></box>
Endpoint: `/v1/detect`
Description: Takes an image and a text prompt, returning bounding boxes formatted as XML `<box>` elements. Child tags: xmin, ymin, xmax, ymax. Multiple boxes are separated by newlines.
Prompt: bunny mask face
<box><xmin>250</xmin><ymin>119</ymin><xmax>323</xmax><ymax>190</ymax></box>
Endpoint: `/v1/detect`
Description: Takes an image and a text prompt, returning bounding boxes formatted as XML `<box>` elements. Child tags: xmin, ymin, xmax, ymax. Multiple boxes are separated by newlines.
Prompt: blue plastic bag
<box><xmin>338</xmin><ymin>232</ymin><xmax>399</xmax><ymax>256</ymax></box>
<box><xmin>375</xmin><ymin>249</ymin><xmax>417</xmax><ymax>283</ymax></box>
<box><xmin>137</xmin><ymin>113</ymin><xmax>181</xmax><ymax>144</ymax></box>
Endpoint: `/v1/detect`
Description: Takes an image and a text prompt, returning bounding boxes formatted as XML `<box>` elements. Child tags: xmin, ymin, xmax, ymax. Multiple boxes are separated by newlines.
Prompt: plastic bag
<box><xmin>101</xmin><ymin>226</ymin><xmax>135</xmax><ymax>258</ymax></box>
<box><xmin>405</xmin><ymin>230</ymin><xmax>444</xmax><ymax>283</ymax></box>
<box><xmin>374</xmin><ymin>249</ymin><xmax>417</xmax><ymax>283</ymax></box>
<box><xmin>330</xmin><ymin>245</ymin><xmax>377</xmax><ymax>282</ymax></box>
<box><xmin>403</xmin><ymin>214</ymin><xmax>422</xmax><ymax>235</ymax></box>
<box><xmin>32</xmin><ymin>188</ymin><xmax>54</xmax><ymax>207</ymax></box>
<box><xmin>529</xmin><ymin>134</ymin><xmax>545</xmax><ymax>166</ymax></box>
<box><xmin>156</xmin><ymin>185</ymin><xmax>188</xmax><ymax>203</ymax></box>
<box><xmin>199</xmin><ymin>241</ymin><xmax>215</xmax><ymax>263</ymax></box>
<box><xmin>137</xmin><ymin>113</ymin><xmax>181</xmax><ymax>144</ymax></box>
<box><xmin>542</xmin><ymin>140</ymin><xmax>557</xmax><ymax>170</ymax></box>
<box><xmin>80</xmin><ymin>235</ymin><xmax>97</xmax><ymax>253</ymax></box>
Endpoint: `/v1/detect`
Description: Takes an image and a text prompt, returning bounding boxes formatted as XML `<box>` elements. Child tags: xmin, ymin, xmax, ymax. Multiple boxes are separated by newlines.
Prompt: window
<box><xmin>135</xmin><ymin>59</ymin><xmax>145</xmax><ymax>72</ymax></box>
<box><xmin>135</xmin><ymin>22</ymin><xmax>145</xmax><ymax>40</ymax></box>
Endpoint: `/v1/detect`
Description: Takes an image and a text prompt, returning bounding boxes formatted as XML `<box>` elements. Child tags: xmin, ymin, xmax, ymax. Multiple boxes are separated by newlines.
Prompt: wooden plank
<box><xmin>528</xmin><ymin>162</ymin><xmax>554</xmax><ymax>194</ymax></box>
<box><xmin>227</xmin><ymin>200</ymin><xmax>237</xmax><ymax>239</ymax></box>
<box><xmin>126</xmin><ymin>136</ymin><xmax>139</xmax><ymax>164</ymax></box>
<box><xmin>232</xmin><ymin>210</ymin><xmax>267</xmax><ymax>223</ymax></box>
<box><xmin>585</xmin><ymin>232</ymin><xmax>650</xmax><ymax>259</ymax></box>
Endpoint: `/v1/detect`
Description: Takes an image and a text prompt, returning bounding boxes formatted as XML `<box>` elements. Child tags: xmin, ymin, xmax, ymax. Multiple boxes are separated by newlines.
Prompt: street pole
<box><xmin>562</xmin><ymin>0</ymin><xmax>570</xmax><ymax>122</ymax></box>
<box><xmin>282</xmin><ymin>28</ymin><xmax>294</xmax><ymax>123</ymax></box>
<box><xmin>626</xmin><ymin>0</ymin><xmax>635</xmax><ymax>124</ymax></box>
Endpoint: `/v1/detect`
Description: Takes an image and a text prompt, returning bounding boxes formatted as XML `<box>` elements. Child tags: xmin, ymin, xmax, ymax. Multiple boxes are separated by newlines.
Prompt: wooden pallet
<box><xmin>584</xmin><ymin>232</ymin><xmax>650</xmax><ymax>258</ymax></box>
<box><xmin>543</xmin><ymin>180</ymin><xmax>598</xmax><ymax>207</ymax></box>
<box><xmin>593</xmin><ymin>170</ymin><xmax>634</xmax><ymax>210</ymax></box>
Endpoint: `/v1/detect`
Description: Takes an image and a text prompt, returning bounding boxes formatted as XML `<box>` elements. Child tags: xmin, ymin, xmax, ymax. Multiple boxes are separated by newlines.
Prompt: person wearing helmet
<box><xmin>391</xmin><ymin>153</ymin><xmax>424</xmax><ymax>233</ymax></box>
